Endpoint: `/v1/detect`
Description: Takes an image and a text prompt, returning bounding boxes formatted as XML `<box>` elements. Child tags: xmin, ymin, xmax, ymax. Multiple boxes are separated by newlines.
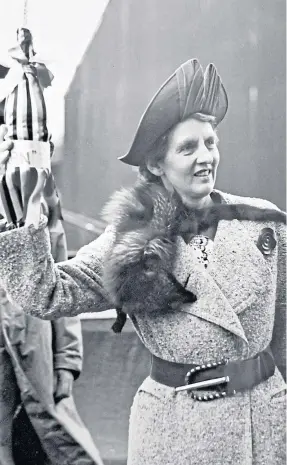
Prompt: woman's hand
<box><xmin>0</xmin><ymin>125</ymin><xmax>13</xmax><ymax>166</ymax></box>
<box><xmin>53</xmin><ymin>369</ymin><xmax>74</xmax><ymax>403</ymax></box>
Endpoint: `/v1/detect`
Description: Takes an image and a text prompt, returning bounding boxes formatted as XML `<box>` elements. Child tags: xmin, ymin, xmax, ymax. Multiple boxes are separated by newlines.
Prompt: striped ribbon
<box><xmin>0</xmin><ymin>167</ymin><xmax>62</xmax><ymax>229</ymax></box>
<box><xmin>4</xmin><ymin>64</ymin><xmax>49</xmax><ymax>142</ymax></box>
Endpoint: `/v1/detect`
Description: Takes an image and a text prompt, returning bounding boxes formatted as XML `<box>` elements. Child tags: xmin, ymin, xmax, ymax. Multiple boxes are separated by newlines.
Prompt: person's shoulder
<box><xmin>216</xmin><ymin>190</ymin><xmax>281</xmax><ymax>211</ymax></box>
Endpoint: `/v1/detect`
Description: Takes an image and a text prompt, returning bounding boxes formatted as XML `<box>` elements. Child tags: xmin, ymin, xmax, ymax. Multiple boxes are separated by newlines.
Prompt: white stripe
<box><xmin>4</xmin><ymin>92</ymin><xmax>15</xmax><ymax>139</ymax></box>
<box><xmin>27</xmin><ymin>73</ymin><xmax>40</xmax><ymax>141</ymax></box>
<box><xmin>16</xmin><ymin>78</ymin><xmax>27</xmax><ymax>140</ymax></box>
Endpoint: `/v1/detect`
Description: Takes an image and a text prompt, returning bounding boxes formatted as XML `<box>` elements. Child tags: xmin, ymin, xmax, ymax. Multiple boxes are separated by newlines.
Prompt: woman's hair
<box><xmin>138</xmin><ymin>112</ymin><xmax>216</xmax><ymax>183</ymax></box>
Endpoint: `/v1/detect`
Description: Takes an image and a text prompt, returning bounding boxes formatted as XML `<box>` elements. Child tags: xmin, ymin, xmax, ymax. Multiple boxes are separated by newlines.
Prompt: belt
<box><xmin>150</xmin><ymin>345</ymin><xmax>275</xmax><ymax>401</ymax></box>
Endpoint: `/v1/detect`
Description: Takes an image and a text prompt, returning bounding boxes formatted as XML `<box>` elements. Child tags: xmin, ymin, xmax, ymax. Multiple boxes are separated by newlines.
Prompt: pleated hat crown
<box><xmin>119</xmin><ymin>59</ymin><xmax>228</xmax><ymax>166</ymax></box>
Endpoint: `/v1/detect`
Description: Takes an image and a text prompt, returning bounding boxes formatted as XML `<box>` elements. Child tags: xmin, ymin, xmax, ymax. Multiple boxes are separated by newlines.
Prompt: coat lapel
<box><xmin>173</xmin><ymin>233</ymin><xmax>248</xmax><ymax>344</ymax></box>
<box><xmin>209</xmin><ymin>218</ymin><xmax>273</xmax><ymax>314</ymax></box>
<box><xmin>173</xmin><ymin>214</ymin><xmax>273</xmax><ymax>346</ymax></box>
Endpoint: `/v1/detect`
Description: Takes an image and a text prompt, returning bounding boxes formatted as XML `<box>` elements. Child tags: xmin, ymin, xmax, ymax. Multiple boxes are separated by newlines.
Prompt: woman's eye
<box><xmin>182</xmin><ymin>145</ymin><xmax>197</xmax><ymax>156</ymax></box>
<box><xmin>205</xmin><ymin>138</ymin><xmax>216</xmax><ymax>149</ymax></box>
<box><xmin>183</xmin><ymin>151</ymin><xmax>194</xmax><ymax>156</ymax></box>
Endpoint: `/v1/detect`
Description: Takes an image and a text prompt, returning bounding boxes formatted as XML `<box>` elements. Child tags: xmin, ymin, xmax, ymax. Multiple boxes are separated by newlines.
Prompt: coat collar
<box><xmin>173</xmin><ymin>192</ymin><xmax>273</xmax><ymax>346</ymax></box>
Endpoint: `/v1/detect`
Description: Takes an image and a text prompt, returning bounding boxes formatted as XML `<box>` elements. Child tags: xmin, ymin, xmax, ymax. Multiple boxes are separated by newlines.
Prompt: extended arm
<box><xmin>0</xmin><ymin>220</ymin><xmax>115</xmax><ymax>319</ymax></box>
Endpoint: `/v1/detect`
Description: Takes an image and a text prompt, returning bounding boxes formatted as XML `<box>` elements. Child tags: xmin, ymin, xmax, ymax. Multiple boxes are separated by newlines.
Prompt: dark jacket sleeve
<box><xmin>270</xmin><ymin>222</ymin><xmax>286</xmax><ymax>381</ymax></box>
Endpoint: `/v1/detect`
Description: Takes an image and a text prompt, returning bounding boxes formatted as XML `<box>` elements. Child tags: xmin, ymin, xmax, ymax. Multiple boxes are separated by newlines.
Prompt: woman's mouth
<box><xmin>194</xmin><ymin>169</ymin><xmax>211</xmax><ymax>177</ymax></box>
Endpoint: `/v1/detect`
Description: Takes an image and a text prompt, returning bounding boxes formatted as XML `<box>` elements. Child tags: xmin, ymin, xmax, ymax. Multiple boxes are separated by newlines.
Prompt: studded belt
<box><xmin>150</xmin><ymin>345</ymin><xmax>275</xmax><ymax>401</ymax></box>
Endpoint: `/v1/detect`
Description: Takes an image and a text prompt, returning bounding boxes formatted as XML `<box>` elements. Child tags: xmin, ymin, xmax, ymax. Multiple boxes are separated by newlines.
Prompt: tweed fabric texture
<box><xmin>0</xmin><ymin>191</ymin><xmax>285</xmax><ymax>464</ymax></box>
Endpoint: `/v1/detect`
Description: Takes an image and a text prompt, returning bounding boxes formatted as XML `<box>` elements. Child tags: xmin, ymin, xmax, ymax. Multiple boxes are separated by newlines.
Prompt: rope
<box><xmin>23</xmin><ymin>0</ymin><xmax>29</xmax><ymax>26</ymax></box>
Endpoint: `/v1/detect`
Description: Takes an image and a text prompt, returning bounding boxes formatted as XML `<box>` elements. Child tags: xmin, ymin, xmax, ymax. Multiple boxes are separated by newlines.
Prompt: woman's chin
<box><xmin>188</xmin><ymin>183</ymin><xmax>214</xmax><ymax>199</ymax></box>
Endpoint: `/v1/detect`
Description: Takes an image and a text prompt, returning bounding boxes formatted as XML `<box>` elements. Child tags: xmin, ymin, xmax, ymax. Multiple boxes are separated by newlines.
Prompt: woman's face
<box><xmin>155</xmin><ymin>118</ymin><xmax>220</xmax><ymax>205</ymax></box>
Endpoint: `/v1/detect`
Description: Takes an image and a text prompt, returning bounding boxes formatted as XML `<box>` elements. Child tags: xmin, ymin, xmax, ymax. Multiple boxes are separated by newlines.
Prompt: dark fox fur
<box><xmin>102</xmin><ymin>181</ymin><xmax>286</xmax><ymax>332</ymax></box>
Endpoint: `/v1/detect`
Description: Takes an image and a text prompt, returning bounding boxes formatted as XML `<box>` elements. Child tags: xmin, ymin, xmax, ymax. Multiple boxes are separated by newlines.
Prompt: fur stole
<box><xmin>102</xmin><ymin>180</ymin><xmax>286</xmax><ymax>332</ymax></box>
<box><xmin>102</xmin><ymin>180</ymin><xmax>196</xmax><ymax>332</ymax></box>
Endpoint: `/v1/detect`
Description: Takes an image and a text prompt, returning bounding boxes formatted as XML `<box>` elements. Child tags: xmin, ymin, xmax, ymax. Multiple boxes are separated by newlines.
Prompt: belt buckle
<box><xmin>175</xmin><ymin>359</ymin><xmax>235</xmax><ymax>401</ymax></box>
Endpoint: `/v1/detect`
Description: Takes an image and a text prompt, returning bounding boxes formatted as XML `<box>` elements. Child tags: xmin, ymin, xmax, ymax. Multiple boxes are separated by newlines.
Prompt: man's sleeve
<box><xmin>52</xmin><ymin>316</ymin><xmax>83</xmax><ymax>379</ymax></box>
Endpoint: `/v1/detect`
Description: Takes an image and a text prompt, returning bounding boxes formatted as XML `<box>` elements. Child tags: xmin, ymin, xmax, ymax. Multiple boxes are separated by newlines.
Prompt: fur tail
<box><xmin>180</xmin><ymin>203</ymin><xmax>286</xmax><ymax>234</ymax></box>
<box><xmin>211</xmin><ymin>204</ymin><xmax>287</xmax><ymax>223</ymax></box>
<box><xmin>111</xmin><ymin>309</ymin><xmax>127</xmax><ymax>333</ymax></box>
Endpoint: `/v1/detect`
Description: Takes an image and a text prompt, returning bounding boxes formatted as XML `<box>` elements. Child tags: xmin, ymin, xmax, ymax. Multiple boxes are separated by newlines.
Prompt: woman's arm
<box><xmin>0</xmin><ymin>220</ymin><xmax>115</xmax><ymax>319</ymax></box>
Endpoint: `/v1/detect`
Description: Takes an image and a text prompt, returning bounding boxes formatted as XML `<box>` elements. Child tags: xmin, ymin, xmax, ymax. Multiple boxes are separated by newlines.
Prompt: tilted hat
<box><xmin>119</xmin><ymin>58</ymin><xmax>228</xmax><ymax>166</ymax></box>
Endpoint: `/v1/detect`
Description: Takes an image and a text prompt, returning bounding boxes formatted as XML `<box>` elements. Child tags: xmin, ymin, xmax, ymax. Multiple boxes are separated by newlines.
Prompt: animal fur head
<box><xmin>102</xmin><ymin>181</ymin><xmax>185</xmax><ymax>311</ymax></box>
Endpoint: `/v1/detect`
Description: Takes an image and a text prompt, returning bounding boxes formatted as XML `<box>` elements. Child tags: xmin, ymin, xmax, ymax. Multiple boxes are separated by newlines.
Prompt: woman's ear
<box><xmin>145</xmin><ymin>159</ymin><xmax>175</xmax><ymax>194</ymax></box>
<box><xmin>146</xmin><ymin>159</ymin><xmax>164</xmax><ymax>177</ymax></box>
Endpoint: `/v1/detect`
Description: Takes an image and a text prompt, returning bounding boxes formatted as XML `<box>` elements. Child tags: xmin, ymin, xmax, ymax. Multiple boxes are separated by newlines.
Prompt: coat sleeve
<box><xmin>270</xmin><ymin>222</ymin><xmax>286</xmax><ymax>381</ymax></box>
<box><xmin>0</xmin><ymin>220</ymin><xmax>115</xmax><ymax>319</ymax></box>
<box><xmin>52</xmin><ymin>317</ymin><xmax>83</xmax><ymax>378</ymax></box>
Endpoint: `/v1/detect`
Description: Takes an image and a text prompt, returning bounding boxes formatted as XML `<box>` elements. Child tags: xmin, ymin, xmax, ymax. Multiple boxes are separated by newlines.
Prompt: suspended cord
<box><xmin>23</xmin><ymin>0</ymin><xmax>29</xmax><ymax>26</ymax></box>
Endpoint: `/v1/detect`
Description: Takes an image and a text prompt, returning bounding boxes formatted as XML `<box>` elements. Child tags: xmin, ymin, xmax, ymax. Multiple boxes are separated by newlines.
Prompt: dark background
<box><xmin>59</xmin><ymin>0</ymin><xmax>286</xmax><ymax>251</ymax></box>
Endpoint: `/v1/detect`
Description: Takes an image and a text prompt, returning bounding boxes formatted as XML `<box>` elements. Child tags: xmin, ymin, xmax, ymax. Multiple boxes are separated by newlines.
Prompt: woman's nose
<box><xmin>195</xmin><ymin>144</ymin><xmax>214</xmax><ymax>164</ymax></box>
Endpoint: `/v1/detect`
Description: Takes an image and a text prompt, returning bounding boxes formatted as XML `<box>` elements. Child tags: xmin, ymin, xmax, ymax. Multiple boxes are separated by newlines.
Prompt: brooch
<box><xmin>257</xmin><ymin>228</ymin><xmax>276</xmax><ymax>256</ymax></box>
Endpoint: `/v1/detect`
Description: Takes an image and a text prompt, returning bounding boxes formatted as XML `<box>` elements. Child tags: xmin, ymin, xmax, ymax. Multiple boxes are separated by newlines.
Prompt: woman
<box><xmin>0</xmin><ymin>59</ymin><xmax>285</xmax><ymax>465</ymax></box>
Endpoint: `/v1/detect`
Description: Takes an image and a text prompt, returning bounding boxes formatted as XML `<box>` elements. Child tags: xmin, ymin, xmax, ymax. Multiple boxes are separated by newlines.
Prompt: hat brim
<box><xmin>118</xmin><ymin>71</ymin><xmax>178</xmax><ymax>166</ymax></box>
<box><xmin>119</xmin><ymin>59</ymin><xmax>228</xmax><ymax>167</ymax></box>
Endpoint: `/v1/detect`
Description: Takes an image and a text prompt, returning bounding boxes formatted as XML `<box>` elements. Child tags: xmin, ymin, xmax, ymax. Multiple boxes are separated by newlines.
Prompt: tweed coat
<box><xmin>0</xmin><ymin>190</ymin><xmax>285</xmax><ymax>465</ymax></box>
